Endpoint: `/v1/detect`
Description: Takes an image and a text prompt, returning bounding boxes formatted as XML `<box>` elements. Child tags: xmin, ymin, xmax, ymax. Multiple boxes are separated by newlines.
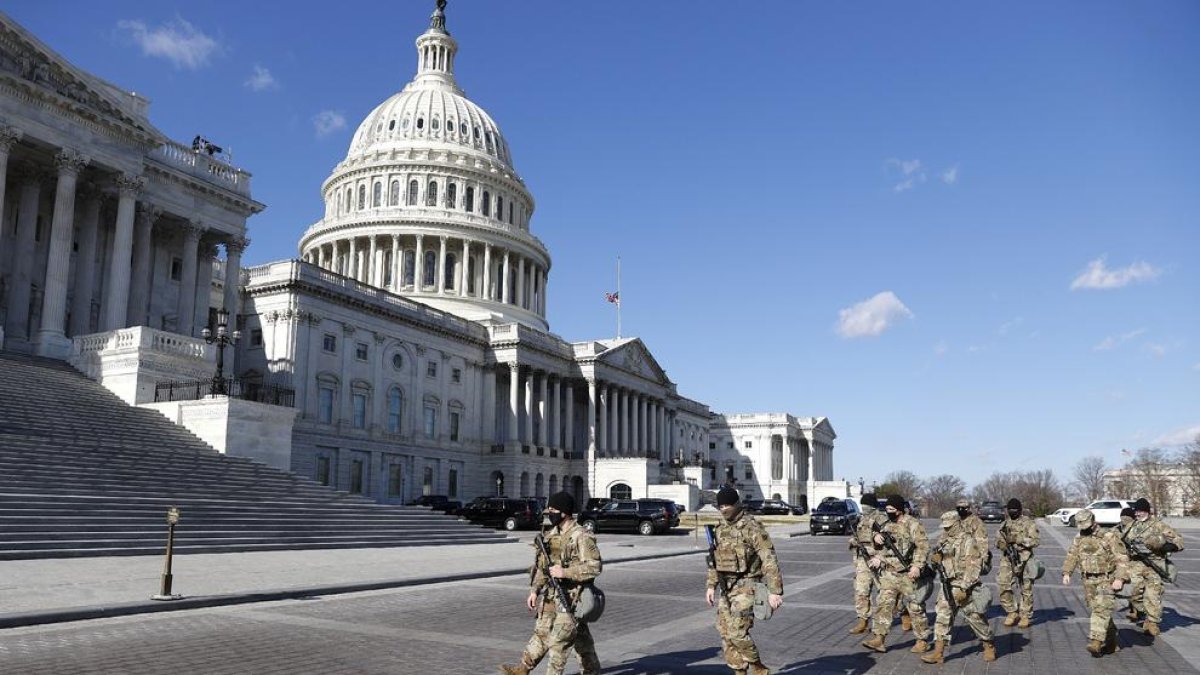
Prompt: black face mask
<box><xmin>1007</xmin><ymin>510</ymin><xmax>1020</xmax><ymax>519</ymax></box>
<box><xmin>956</xmin><ymin>508</ymin><xmax>970</xmax><ymax>518</ymax></box>
<box><xmin>1080</xmin><ymin>526</ymin><xmax>1094</xmax><ymax>536</ymax></box>
<box><xmin>547</xmin><ymin>511</ymin><xmax>565</xmax><ymax>528</ymax></box>
<box><xmin>886</xmin><ymin>510</ymin><xmax>901</xmax><ymax>522</ymax></box>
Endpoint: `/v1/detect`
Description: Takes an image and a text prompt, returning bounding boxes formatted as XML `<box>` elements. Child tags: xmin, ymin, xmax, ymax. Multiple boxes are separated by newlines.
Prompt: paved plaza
<box><xmin>1</xmin><ymin>520</ymin><xmax>1197</xmax><ymax>674</ymax></box>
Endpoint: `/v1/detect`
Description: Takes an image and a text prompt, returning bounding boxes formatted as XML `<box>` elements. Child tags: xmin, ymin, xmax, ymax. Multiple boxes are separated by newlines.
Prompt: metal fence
<box><xmin>153</xmin><ymin>378</ymin><xmax>296</xmax><ymax>407</ymax></box>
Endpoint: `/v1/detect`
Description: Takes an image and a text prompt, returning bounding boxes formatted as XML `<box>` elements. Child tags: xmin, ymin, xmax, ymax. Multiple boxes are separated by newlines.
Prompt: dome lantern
<box><xmin>414</xmin><ymin>0</ymin><xmax>459</xmax><ymax>91</ymax></box>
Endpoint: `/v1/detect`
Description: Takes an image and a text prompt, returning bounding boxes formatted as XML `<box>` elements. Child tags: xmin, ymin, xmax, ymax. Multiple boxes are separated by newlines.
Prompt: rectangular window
<box><xmin>352</xmin><ymin>393</ymin><xmax>367</xmax><ymax>428</ymax></box>
<box><xmin>322</xmin><ymin>333</ymin><xmax>337</xmax><ymax>352</ymax></box>
<box><xmin>424</xmin><ymin>405</ymin><xmax>437</xmax><ymax>438</ymax></box>
<box><xmin>350</xmin><ymin>459</ymin><xmax>364</xmax><ymax>494</ymax></box>
<box><xmin>355</xmin><ymin>342</ymin><xmax>368</xmax><ymax>361</ymax></box>
<box><xmin>316</xmin><ymin>456</ymin><xmax>331</xmax><ymax>486</ymax></box>
<box><xmin>423</xmin><ymin>466</ymin><xmax>434</xmax><ymax>495</ymax></box>
<box><xmin>250</xmin><ymin>329</ymin><xmax>263</xmax><ymax>348</ymax></box>
<box><xmin>318</xmin><ymin>387</ymin><xmax>335</xmax><ymax>424</ymax></box>
<box><xmin>388</xmin><ymin>464</ymin><xmax>403</xmax><ymax>498</ymax></box>
<box><xmin>745</xmin><ymin>464</ymin><xmax>753</xmax><ymax>480</ymax></box>
<box><xmin>449</xmin><ymin>411</ymin><xmax>460</xmax><ymax>441</ymax></box>
<box><xmin>727</xmin><ymin>441</ymin><xmax>734</xmax><ymax>449</ymax></box>
<box><xmin>448</xmin><ymin>468</ymin><xmax>458</xmax><ymax>499</ymax></box>
<box><xmin>451</xmin><ymin>368</ymin><xmax>462</xmax><ymax>384</ymax></box>
<box><xmin>744</xmin><ymin>441</ymin><xmax>753</xmax><ymax>449</ymax></box>
<box><xmin>170</xmin><ymin>257</ymin><xmax>183</xmax><ymax>281</ymax></box>
<box><xmin>426</xmin><ymin>361</ymin><xmax>437</xmax><ymax>378</ymax></box>
<box><xmin>709</xmin><ymin>442</ymin><xmax>716</xmax><ymax>450</ymax></box>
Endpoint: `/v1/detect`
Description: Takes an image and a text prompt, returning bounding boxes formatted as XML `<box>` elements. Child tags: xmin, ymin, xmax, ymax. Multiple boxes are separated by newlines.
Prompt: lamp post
<box><xmin>201</xmin><ymin>307</ymin><xmax>240</xmax><ymax>395</ymax></box>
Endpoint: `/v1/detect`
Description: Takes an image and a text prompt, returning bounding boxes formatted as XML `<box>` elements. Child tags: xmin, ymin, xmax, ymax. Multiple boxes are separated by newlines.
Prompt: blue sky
<box><xmin>12</xmin><ymin>1</ymin><xmax>1198</xmax><ymax>489</ymax></box>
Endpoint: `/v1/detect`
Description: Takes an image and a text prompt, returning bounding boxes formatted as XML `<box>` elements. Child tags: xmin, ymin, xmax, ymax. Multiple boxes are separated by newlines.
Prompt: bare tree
<box><xmin>922</xmin><ymin>474</ymin><xmax>967</xmax><ymax>515</ymax></box>
<box><xmin>1071</xmin><ymin>456</ymin><xmax>1108</xmax><ymax>503</ymax></box>
<box><xmin>971</xmin><ymin>472</ymin><xmax>1017</xmax><ymax>504</ymax></box>
<box><xmin>1011</xmin><ymin>469</ymin><xmax>1065</xmax><ymax>517</ymax></box>
<box><xmin>1177</xmin><ymin>434</ymin><xmax>1200</xmax><ymax>516</ymax></box>
<box><xmin>1127</xmin><ymin>447</ymin><xmax>1174</xmax><ymax>515</ymax></box>
<box><xmin>877</xmin><ymin>470</ymin><xmax>923</xmax><ymax>501</ymax></box>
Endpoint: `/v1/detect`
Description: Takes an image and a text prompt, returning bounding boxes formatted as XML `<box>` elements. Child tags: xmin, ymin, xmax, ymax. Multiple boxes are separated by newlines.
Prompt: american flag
<box><xmin>605</xmin><ymin>291</ymin><xmax>620</xmax><ymax>305</ymax></box>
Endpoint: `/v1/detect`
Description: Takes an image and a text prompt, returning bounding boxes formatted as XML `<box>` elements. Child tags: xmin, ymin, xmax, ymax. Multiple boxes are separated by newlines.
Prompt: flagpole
<box><xmin>616</xmin><ymin>256</ymin><xmax>621</xmax><ymax>339</ymax></box>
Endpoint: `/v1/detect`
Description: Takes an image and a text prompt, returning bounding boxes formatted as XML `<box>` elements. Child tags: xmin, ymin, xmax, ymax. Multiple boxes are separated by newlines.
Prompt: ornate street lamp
<box><xmin>201</xmin><ymin>307</ymin><xmax>240</xmax><ymax>395</ymax></box>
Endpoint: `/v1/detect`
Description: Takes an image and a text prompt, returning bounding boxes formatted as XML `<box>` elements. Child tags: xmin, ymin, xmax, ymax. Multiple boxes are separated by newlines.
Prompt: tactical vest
<box><xmin>1076</xmin><ymin>535</ymin><xmax>1113</xmax><ymax>576</ymax></box>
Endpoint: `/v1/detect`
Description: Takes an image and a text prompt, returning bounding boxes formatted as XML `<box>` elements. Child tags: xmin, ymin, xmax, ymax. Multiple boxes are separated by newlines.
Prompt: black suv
<box><xmin>809</xmin><ymin>498</ymin><xmax>862</xmax><ymax>535</ymax></box>
<box><xmin>407</xmin><ymin>495</ymin><xmax>462</xmax><ymax>514</ymax></box>
<box><xmin>979</xmin><ymin>501</ymin><xmax>1005</xmax><ymax>523</ymax></box>
<box><xmin>756</xmin><ymin>499</ymin><xmax>803</xmax><ymax>516</ymax></box>
<box><xmin>461</xmin><ymin>497</ymin><xmax>543</xmax><ymax>531</ymax></box>
<box><xmin>579</xmin><ymin>499</ymin><xmax>678</xmax><ymax>535</ymax></box>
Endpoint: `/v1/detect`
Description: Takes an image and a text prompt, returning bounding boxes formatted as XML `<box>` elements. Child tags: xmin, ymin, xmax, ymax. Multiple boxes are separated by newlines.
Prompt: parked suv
<box><xmin>407</xmin><ymin>495</ymin><xmax>462</xmax><ymax>514</ymax></box>
<box><xmin>979</xmin><ymin>501</ymin><xmax>1006</xmax><ymax>523</ymax></box>
<box><xmin>756</xmin><ymin>499</ymin><xmax>803</xmax><ymax>516</ymax></box>
<box><xmin>810</xmin><ymin>498</ymin><xmax>862</xmax><ymax>535</ymax></box>
<box><xmin>579</xmin><ymin>498</ymin><xmax>678</xmax><ymax>535</ymax></box>
<box><xmin>461</xmin><ymin>497</ymin><xmax>543</xmax><ymax>531</ymax></box>
<box><xmin>1077</xmin><ymin>499</ymin><xmax>1135</xmax><ymax>527</ymax></box>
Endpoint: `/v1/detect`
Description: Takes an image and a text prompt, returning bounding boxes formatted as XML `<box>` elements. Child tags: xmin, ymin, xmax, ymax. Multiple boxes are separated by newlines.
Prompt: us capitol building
<box><xmin>0</xmin><ymin>4</ymin><xmax>841</xmax><ymax>510</ymax></box>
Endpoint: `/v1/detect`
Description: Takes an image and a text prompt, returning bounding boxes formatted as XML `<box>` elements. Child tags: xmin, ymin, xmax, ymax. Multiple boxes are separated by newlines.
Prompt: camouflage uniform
<box><xmin>866</xmin><ymin>513</ymin><xmax>931</xmax><ymax>646</ymax></box>
<box><xmin>848</xmin><ymin>505</ymin><xmax>887</xmax><ymax>628</ymax></box>
<box><xmin>707</xmin><ymin>507</ymin><xmax>783</xmax><ymax>672</ymax></box>
<box><xmin>515</xmin><ymin>520</ymin><xmax>603</xmax><ymax>675</ymax></box>
<box><xmin>1123</xmin><ymin>516</ymin><xmax>1184</xmax><ymax>629</ymax></box>
<box><xmin>996</xmin><ymin>513</ymin><xmax>1040</xmax><ymax>622</ymax></box>
<box><xmin>1062</xmin><ymin>511</ymin><xmax>1130</xmax><ymax>655</ymax></box>
<box><xmin>924</xmin><ymin>513</ymin><xmax>993</xmax><ymax>663</ymax></box>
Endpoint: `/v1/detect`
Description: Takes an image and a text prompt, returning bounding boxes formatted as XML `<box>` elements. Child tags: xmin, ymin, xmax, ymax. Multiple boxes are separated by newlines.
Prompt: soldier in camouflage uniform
<box><xmin>1123</xmin><ymin>497</ymin><xmax>1185</xmax><ymax>637</ymax></box>
<box><xmin>996</xmin><ymin>497</ymin><xmax>1040</xmax><ymax>628</ymax></box>
<box><xmin>848</xmin><ymin>492</ymin><xmax>886</xmax><ymax>634</ymax></box>
<box><xmin>705</xmin><ymin>486</ymin><xmax>784</xmax><ymax>675</ymax></box>
<box><xmin>1115</xmin><ymin>507</ymin><xmax>1138</xmax><ymax>620</ymax></box>
<box><xmin>500</xmin><ymin>491</ymin><xmax>602</xmax><ymax>675</ymax></box>
<box><xmin>1062</xmin><ymin>509</ymin><xmax>1130</xmax><ymax>657</ymax></box>
<box><xmin>861</xmin><ymin>494</ymin><xmax>933</xmax><ymax>654</ymax></box>
<box><xmin>922</xmin><ymin>511</ymin><xmax>995</xmax><ymax>664</ymax></box>
<box><xmin>956</xmin><ymin>498</ymin><xmax>990</xmax><ymax>568</ymax></box>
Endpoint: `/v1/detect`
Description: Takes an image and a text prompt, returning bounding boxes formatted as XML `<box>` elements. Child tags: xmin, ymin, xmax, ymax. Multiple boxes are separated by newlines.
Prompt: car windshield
<box><xmin>817</xmin><ymin>502</ymin><xmax>848</xmax><ymax>513</ymax></box>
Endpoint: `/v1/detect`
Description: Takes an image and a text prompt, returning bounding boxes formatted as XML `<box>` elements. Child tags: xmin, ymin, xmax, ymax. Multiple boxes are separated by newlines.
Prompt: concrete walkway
<box><xmin>0</xmin><ymin>523</ymin><xmax>810</xmax><ymax>629</ymax></box>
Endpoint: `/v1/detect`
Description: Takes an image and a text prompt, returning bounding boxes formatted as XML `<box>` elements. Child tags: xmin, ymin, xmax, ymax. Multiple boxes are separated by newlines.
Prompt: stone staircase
<box><xmin>0</xmin><ymin>351</ymin><xmax>509</xmax><ymax>559</ymax></box>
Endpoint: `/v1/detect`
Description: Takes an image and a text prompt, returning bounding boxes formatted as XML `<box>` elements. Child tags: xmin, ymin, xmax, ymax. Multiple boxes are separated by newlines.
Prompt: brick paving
<box><xmin>0</xmin><ymin>520</ymin><xmax>1196</xmax><ymax>673</ymax></box>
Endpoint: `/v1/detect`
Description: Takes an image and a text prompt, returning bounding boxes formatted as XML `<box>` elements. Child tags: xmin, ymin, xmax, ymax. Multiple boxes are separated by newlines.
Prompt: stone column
<box><xmin>482</xmin><ymin>244</ymin><xmax>491</xmax><ymax>300</ymax></box>
<box><xmin>648</xmin><ymin>399</ymin><xmax>657</xmax><ymax>457</ymax></box>
<box><xmin>35</xmin><ymin>149</ymin><xmax>90</xmax><ymax>356</ymax></box>
<box><xmin>565</xmin><ymin>381</ymin><xmax>575</xmax><ymax>454</ymax></box>
<box><xmin>501</xmin><ymin>251</ymin><xmax>510</xmax><ymax>303</ymax></box>
<box><xmin>613</xmin><ymin>387</ymin><xmax>623</xmax><ymax>456</ymax></box>
<box><xmin>366</xmin><ymin>234</ymin><xmax>378</xmax><ymax>286</ymax></box>
<box><xmin>193</xmin><ymin>241</ymin><xmax>216</xmax><ymax>332</ymax></box>
<box><xmin>223</xmin><ymin>237</ymin><xmax>246</xmax><ymax>320</ymax></box>
<box><xmin>507</xmin><ymin>363</ymin><xmax>519</xmax><ymax>443</ymax></box>
<box><xmin>637</xmin><ymin>394</ymin><xmax>647</xmax><ymax>455</ymax></box>
<box><xmin>101</xmin><ymin>174</ymin><xmax>142</xmax><ymax>330</ymax></box>
<box><xmin>586</xmin><ymin>379</ymin><xmax>596</xmax><ymax>459</ymax></box>
<box><xmin>176</xmin><ymin>222</ymin><xmax>204</xmax><ymax>336</ymax></box>
<box><xmin>459</xmin><ymin>239</ymin><xmax>469</xmax><ymax>297</ymax></box>
<box><xmin>126</xmin><ymin>204</ymin><xmax>160</xmax><ymax>326</ymax></box>
<box><xmin>550</xmin><ymin>376</ymin><xmax>561</xmax><ymax>448</ymax></box>
<box><xmin>0</xmin><ymin>126</ymin><xmax>23</xmax><ymax>266</ymax></box>
<box><xmin>390</xmin><ymin>234</ymin><xmax>400</xmax><ymax>291</ymax></box>
<box><xmin>348</xmin><ymin>236</ymin><xmax>359</xmax><ymax>281</ymax></box>
<box><xmin>625</xmin><ymin>390</ymin><xmax>635</xmax><ymax>456</ymax></box>
<box><xmin>608</xmin><ymin>385</ymin><xmax>618</xmax><ymax>456</ymax></box>
<box><xmin>317</xmin><ymin>244</ymin><xmax>327</xmax><ymax>269</ymax></box>
<box><xmin>516</xmin><ymin>256</ymin><xmax>525</xmax><ymax>309</ymax></box>
<box><xmin>69</xmin><ymin>186</ymin><xmax>103</xmax><ymax>336</ymax></box>
<box><xmin>536</xmin><ymin>372</ymin><xmax>548</xmax><ymax>447</ymax></box>
<box><xmin>523</xmin><ymin>367</ymin><xmax>534</xmax><ymax>445</ymax></box>
<box><xmin>414</xmin><ymin>235</ymin><xmax>424</xmax><ymax>291</ymax></box>
<box><xmin>483</xmin><ymin>366</ymin><xmax>496</xmax><ymax>445</ymax></box>
<box><xmin>436</xmin><ymin>236</ymin><xmax>447</xmax><ymax>293</ymax></box>
<box><xmin>5</xmin><ymin>170</ymin><xmax>44</xmax><ymax>340</ymax></box>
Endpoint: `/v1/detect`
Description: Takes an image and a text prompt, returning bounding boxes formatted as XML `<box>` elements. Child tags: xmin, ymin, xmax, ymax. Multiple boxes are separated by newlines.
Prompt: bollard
<box><xmin>694</xmin><ymin>513</ymin><xmax>700</xmax><ymax>548</ymax></box>
<box><xmin>152</xmin><ymin>506</ymin><xmax>182</xmax><ymax>601</ymax></box>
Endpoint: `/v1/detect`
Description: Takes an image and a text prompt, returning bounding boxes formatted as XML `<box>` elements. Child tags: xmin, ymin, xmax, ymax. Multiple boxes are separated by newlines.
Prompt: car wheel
<box><xmin>1068</xmin><ymin>515</ymin><xmax>1076</xmax><ymax>528</ymax></box>
<box><xmin>638</xmin><ymin>520</ymin><xmax>655</xmax><ymax>536</ymax></box>
<box><xmin>504</xmin><ymin>517</ymin><xmax>519</xmax><ymax>531</ymax></box>
<box><xmin>809</xmin><ymin>529</ymin><xmax>819</xmax><ymax>537</ymax></box>
<box><xmin>582</xmin><ymin>520</ymin><xmax>597</xmax><ymax>533</ymax></box>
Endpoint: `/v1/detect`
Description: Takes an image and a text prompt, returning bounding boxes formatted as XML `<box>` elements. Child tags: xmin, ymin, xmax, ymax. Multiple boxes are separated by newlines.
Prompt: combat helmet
<box><xmin>940</xmin><ymin>510</ymin><xmax>960</xmax><ymax>529</ymax></box>
<box><xmin>1074</xmin><ymin>509</ymin><xmax>1095</xmax><ymax>529</ymax></box>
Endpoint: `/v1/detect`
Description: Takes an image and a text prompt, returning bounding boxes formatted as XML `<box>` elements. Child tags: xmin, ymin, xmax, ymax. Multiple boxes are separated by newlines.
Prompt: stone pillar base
<box><xmin>35</xmin><ymin>331</ymin><xmax>73</xmax><ymax>359</ymax></box>
<box><xmin>69</xmin><ymin>327</ymin><xmax>213</xmax><ymax>404</ymax></box>
<box><xmin>142</xmin><ymin>397</ymin><xmax>298</xmax><ymax>471</ymax></box>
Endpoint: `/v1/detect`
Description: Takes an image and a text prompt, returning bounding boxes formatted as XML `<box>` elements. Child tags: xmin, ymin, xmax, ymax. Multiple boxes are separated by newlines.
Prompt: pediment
<box><xmin>597</xmin><ymin>338</ymin><xmax>669</xmax><ymax>384</ymax></box>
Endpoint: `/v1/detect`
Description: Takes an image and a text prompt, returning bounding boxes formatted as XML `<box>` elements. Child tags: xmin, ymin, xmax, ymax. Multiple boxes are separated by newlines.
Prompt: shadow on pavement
<box><xmin>1161</xmin><ymin>606</ymin><xmax>1200</xmax><ymax>632</ymax></box>
<box><xmin>776</xmin><ymin>652</ymin><xmax>876</xmax><ymax>674</ymax></box>
<box><xmin>601</xmin><ymin>647</ymin><xmax>725</xmax><ymax>674</ymax></box>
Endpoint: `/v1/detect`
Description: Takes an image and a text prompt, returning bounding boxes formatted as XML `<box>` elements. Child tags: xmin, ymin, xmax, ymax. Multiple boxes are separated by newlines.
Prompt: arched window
<box><xmin>416</xmin><ymin>117</ymin><xmax>425</xmax><ymax>130</ymax></box>
<box><xmin>520</xmin><ymin>472</ymin><xmax>530</xmax><ymax>498</ymax></box>
<box><xmin>345</xmin><ymin>188</ymin><xmax>352</xmax><ymax>212</ymax></box>
<box><xmin>535</xmin><ymin>473</ymin><xmax>545</xmax><ymax>498</ymax></box>
<box><xmin>497</xmin><ymin>195</ymin><xmax>503</xmax><ymax>221</ymax></box>
<box><xmin>508</xmin><ymin>202</ymin><xmax>514</xmax><ymax>224</ymax></box>
<box><xmin>467</xmin><ymin>257</ymin><xmax>476</xmax><ymax>295</ymax></box>
<box><xmin>431</xmin><ymin>118</ymin><xmax>440</xmax><ymax>131</ymax></box>
<box><xmin>372</xmin><ymin>182</ymin><xmax>382</xmax><ymax>207</ymax></box>
<box><xmin>387</xmin><ymin>387</ymin><xmax>404</xmax><ymax>434</ymax></box>
<box><xmin>389</xmin><ymin>180</ymin><xmax>400</xmax><ymax>205</ymax></box>
<box><xmin>549</xmin><ymin>475</ymin><xmax>558</xmax><ymax>495</ymax></box>
<box><xmin>336</xmin><ymin>191</ymin><xmax>342</xmax><ymax>214</ymax></box>
<box><xmin>423</xmin><ymin>251</ymin><xmax>436</xmax><ymax>287</ymax></box>
<box><xmin>446</xmin><ymin>183</ymin><xmax>457</xmax><ymax>209</ymax></box>
<box><xmin>445</xmin><ymin>253</ymin><xmax>457</xmax><ymax>290</ymax></box>
<box><xmin>482</xmin><ymin>191</ymin><xmax>491</xmax><ymax>217</ymax></box>
<box><xmin>403</xmin><ymin>250</ymin><xmax>415</xmax><ymax>286</ymax></box>
<box><xmin>609</xmin><ymin>483</ymin><xmax>632</xmax><ymax>500</ymax></box>
<box><xmin>388</xmin><ymin>119</ymin><xmax>396</xmax><ymax>131</ymax></box>
<box><xmin>426</xmin><ymin>181</ymin><xmax>438</xmax><ymax>207</ymax></box>
<box><xmin>448</xmin><ymin>118</ymin><xmax>456</xmax><ymax>136</ymax></box>
<box><xmin>407</xmin><ymin>180</ymin><xmax>418</xmax><ymax>205</ymax></box>
<box><xmin>465</xmin><ymin>186</ymin><xmax>475</xmax><ymax>213</ymax></box>
<box><xmin>357</xmin><ymin>185</ymin><xmax>365</xmax><ymax>210</ymax></box>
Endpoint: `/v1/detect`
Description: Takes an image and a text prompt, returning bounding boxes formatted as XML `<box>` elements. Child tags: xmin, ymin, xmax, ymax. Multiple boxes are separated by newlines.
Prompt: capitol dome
<box><xmin>299</xmin><ymin>1</ymin><xmax>550</xmax><ymax>331</ymax></box>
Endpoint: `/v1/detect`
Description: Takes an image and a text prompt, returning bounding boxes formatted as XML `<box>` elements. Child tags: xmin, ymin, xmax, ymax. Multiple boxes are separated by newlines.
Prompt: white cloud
<box><xmin>1145</xmin><ymin>342</ymin><xmax>1169</xmax><ymax>358</ymax></box>
<box><xmin>1092</xmin><ymin>328</ymin><xmax>1146</xmax><ymax>351</ymax></box>
<box><xmin>941</xmin><ymin>165</ymin><xmax>959</xmax><ymax>184</ymax></box>
<box><xmin>836</xmin><ymin>291</ymin><xmax>913</xmax><ymax>338</ymax></box>
<box><xmin>313</xmin><ymin>110</ymin><xmax>346</xmax><ymax>137</ymax></box>
<box><xmin>244</xmin><ymin>65</ymin><xmax>279</xmax><ymax>91</ymax></box>
<box><xmin>934</xmin><ymin>341</ymin><xmax>948</xmax><ymax>357</ymax></box>
<box><xmin>886</xmin><ymin>158</ymin><xmax>927</xmax><ymax>193</ymax></box>
<box><xmin>117</xmin><ymin>18</ymin><xmax>220</xmax><ymax>70</ymax></box>
<box><xmin>1070</xmin><ymin>256</ymin><xmax>1161</xmax><ymax>291</ymax></box>
<box><xmin>998</xmin><ymin>316</ymin><xmax>1024</xmax><ymax>335</ymax></box>
<box><xmin>1152</xmin><ymin>425</ymin><xmax>1200</xmax><ymax>447</ymax></box>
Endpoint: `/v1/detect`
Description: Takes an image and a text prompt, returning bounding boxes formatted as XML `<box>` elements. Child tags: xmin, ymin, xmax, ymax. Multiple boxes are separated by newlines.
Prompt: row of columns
<box><xmin>0</xmin><ymin>128</ymin><xmax>248</xmax><ymax>352</ymax></box>
<box><xmin>501</xmin><ymin>364</ymin><xmax>577</xmax><ymax>452</ymax></box>
<box><xmin>305</xmin><ymin>235</ymin><xmax>546</xmax><ymax>315</ymax></box>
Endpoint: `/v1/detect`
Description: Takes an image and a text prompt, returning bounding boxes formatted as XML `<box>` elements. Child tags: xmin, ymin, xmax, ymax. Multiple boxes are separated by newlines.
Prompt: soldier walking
<box><xmin>1062</xmin><ymin>509</ymin><xmax>1129</xmax><ymax>657</ymax></box>
<box><xmin>956</xmin><ymin>498</ymin><xmax>990</xmax><ymax>566</ymax></box>
<box><xmin>861</xmin><ymin>494</ymin><xmax>933</xmax><ymax>654</ymax></box>
<box><xmin>922</xmin><ymin>511</ymin><xmax>995</xmax><ymax>664</ymax></box>
<box><xmin>848</xmin><ymin>492</ymin><xmax>886</xmax><ymax>634</ymax></box>
<box><xmin>705</xmin><ymin>486</ymin><xmax>784</xmax><ymax>675</ymax></box>
<box><xmin>500</xmin><ymin>491</ymin><xmax>602</xmax><ymax>675</ymax></box>
<box><xmin>1123</xmin><ymin>497</ymin><xmax>1185</xmax><ymax>637</ymax></box>
<box><xmin>996</xmin><ymin>497</ymin><xmax>1040</xmax><ymax>628</ymax></box>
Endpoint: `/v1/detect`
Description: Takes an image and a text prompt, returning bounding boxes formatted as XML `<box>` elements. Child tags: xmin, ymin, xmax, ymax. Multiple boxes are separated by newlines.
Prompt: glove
<box><xmin>952</xmin><ymin>588</ymin><xmax>969</xmax><ymax>605</ymax></box>
<box><xmin>997</xmin><ymin>540</ymin><xmax>1008</xmax><ymax>550</ymax></box>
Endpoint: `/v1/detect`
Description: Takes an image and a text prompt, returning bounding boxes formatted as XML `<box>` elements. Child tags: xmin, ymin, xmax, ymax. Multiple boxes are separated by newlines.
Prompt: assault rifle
<box><xmin>1001</xmin><ymin>526</ymin><xmax>1028</xmax><ymax>579</ymax></box>
<box><xmin>533</xmin><ymin>534</ymin><xmax>575</xmax><ymax>612</ymax></box>
<box><xmin>704</xmin><ymin>525</ymin><xmax>718</xmax><ymax>571</ymax></box>
<box><xmin>931</xmin><ymin>546</ymin><xmax>957</xmax><ymax>614</ymax></box>
<box><xmin>1127</xmin><ymin>541</ymin><xmax>1175</xmax><ymax>585</ymax></box>
<box><xmin>871</xmin><ymin>520</ymin><xmax>914</xmax><ymax>568</ymax></box>
<box><xmin>852</xmin><ymin>540</ymin><xmax>881</xmax><ymax>578</ymax></box>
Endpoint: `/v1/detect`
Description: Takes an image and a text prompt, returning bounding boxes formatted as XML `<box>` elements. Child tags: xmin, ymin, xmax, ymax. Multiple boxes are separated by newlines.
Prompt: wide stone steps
<box><xmin>0</xmin><ymin>350</ymin><xmax>508</xmax><ymax>558</ymax></box>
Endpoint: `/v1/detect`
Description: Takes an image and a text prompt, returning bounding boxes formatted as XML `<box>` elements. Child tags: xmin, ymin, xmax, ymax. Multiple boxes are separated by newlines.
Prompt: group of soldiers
<box><xmin>850</xmin><ymin>492</ymin><xmax>1185</xmax><ymax>662</ymax></box>
<box><xmin>497</xmin><ymin>487</ymin><xmax>1182</xmax><ymax>675</ymax></box>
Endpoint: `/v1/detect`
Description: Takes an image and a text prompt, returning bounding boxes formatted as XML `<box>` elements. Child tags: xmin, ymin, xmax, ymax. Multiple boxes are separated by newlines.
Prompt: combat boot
<box><xmin>900</xmin><ymin>612</ymin><xmax>913</xmax><ymax>632</ymax></box>
<box><xmin>1018</xmin><ymin>615</ymin><xmax>1032</xmax><ymax>629</ymax></box>
<box><xmin>1003</xmin><ymin>612</ymin><xmax>1019</xmax><ymax>627</ymax></box>
<box><xmin>910</xmin><ymin>639</ymin><xmax>931</xmax><ymax>654</ymax></box>
<box><xmin>1126</xmin><ymin>608</ymin><xmax>1141</xmax><ymax>622</ymax></box>
<box><xmin>849</xmin><ymin>618</ymin><xmax>869</xmax><ymax>634</ymax></box>
<box><xmin>861</xmin><ymin>635</ymin><xmax>886</xmax><ymax>653</ymax></box>
<box><xmin>981</xmin><ymin>640</ymin><xmax>997</xmax><ymax>662</ymax></box>
<box><xmin>1145</xmin><ymin>621</ymin><xmax>1160</xmax><ymax>637</ymax></box>
<box><xmin>748</xmin><ymin>662</ymin><xmax>770</xmax><ymax>675</ymax></box>
<box><xmin>1086</xmin><ymin>639</ymin><xmax>1103</xmax><ymax>657</ymax></box>
<box><xmin>498</xmin><ymin>664</ymin><xmax>530</xmax><ymax>675</ymax></box>
<box><xmin>919</xmin><ymin>640</ymin><xmax>945</xmax><ymax>664</ymax></box>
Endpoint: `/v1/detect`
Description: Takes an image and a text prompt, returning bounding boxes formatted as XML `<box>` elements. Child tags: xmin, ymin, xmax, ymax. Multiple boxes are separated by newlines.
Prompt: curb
<box><xmin>0</xmin><ymin>547</ymin><xmax>703</xmax><ymax>630</ymax></box>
